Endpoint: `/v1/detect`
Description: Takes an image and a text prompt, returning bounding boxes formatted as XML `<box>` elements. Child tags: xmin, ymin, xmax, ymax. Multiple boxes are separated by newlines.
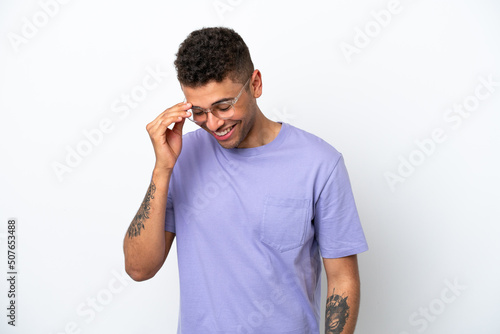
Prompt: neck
<box><xmin>237</xmin><ymin>108</ymin><xmax>282</xmax><ymax>148</ymax></box>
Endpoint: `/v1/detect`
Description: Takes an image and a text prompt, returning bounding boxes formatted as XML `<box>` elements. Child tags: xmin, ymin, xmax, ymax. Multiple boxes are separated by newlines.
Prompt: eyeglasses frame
<box><xmin>184</xmin><ymin>77</ymin><xmax>251</xmax><ymax>125</ymax></box>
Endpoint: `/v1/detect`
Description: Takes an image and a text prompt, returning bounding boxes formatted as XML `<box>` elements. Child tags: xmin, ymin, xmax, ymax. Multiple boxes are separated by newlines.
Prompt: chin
<box><xmin>218</xmin><ymin>137</ymin><xmax>242</xmax><ymax>149</ymax></box>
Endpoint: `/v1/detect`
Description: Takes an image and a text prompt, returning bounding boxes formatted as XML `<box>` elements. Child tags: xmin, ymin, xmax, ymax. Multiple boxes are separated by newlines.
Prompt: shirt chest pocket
<box><xmin>260</xmin><ymin>196</ymin><xmax>311</xmax><ymax>253</ymax></box>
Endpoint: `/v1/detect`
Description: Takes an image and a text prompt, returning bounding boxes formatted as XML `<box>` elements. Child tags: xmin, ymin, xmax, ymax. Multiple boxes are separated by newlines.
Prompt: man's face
<box><xmin>182</xmin><ymin>76</ymin><xmax>257</xmax><ymax>149</ymax></box>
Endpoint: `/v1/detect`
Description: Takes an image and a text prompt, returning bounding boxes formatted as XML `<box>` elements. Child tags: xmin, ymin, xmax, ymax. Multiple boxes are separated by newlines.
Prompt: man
<box><xmin>123</xmin><ymin>27</ymin><xmax>368</xmax><ymax>334</ymax></box>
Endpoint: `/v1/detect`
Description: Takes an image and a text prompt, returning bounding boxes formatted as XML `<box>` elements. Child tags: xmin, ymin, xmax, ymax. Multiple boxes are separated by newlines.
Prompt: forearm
<box><xmin>123</xmin><ymin>168</ymin><xmax>171</xmax><ymax>280</ymax></box>
<box><xmin>325</xmin><ymin>271</ymin><xmax>360</xmax><ymax>333</ymax></box>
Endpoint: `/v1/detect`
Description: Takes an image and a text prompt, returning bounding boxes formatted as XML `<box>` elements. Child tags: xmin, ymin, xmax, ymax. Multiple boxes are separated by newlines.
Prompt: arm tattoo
<box><xmin>127</xmin><ymin>181</ymin><xmax>156</xmax><ymax>238</ymax></box>
<box><xmin>325</xmin><ymin>289</ymin><xmax>350</xmax><ymax>334</ymax></box>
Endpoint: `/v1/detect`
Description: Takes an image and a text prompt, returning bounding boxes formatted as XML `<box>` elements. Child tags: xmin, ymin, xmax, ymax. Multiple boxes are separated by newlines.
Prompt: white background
<box><xmin>1</xmin><ymin>0</ymin><xmax>499</xmax><ymax>333</ymax></box>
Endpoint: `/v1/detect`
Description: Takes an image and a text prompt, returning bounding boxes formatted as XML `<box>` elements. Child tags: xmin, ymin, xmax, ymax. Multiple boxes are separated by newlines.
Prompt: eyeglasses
<box><xmin>185</xmin><ymin>77</ymin><xmax>251</xmax><ymax>125</ymax></box>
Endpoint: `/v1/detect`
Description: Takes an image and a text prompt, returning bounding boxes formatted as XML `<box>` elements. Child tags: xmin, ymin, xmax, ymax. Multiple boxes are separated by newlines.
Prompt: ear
<box><xmin>250</xmin><ymin>69</ymin><xmax>263</xmax><ymax>98</ymax></box>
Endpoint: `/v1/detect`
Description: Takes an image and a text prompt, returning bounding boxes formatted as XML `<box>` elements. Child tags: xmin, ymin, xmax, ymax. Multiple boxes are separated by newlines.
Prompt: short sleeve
<box><xmin>314</xmin><ymin>154</ymin><xmax>368</xmax><ymax>258</ymax></box>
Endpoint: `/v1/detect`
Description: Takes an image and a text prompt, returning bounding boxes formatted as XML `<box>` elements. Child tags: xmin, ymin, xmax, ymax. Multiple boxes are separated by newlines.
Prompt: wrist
<box><xmin>152</xmin><ymin>165</ymin><xmax>173</xmax><ymax>180</ymax></box>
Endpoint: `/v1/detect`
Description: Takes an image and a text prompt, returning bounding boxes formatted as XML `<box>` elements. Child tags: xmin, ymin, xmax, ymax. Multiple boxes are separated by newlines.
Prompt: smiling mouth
<box><xmin>214</xmin><ymin>124</ymin><xmax>236</xmax><ymax>137</ymax></box>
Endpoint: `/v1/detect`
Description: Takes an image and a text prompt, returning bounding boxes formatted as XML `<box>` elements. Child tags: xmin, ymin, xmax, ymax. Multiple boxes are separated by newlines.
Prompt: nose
<box><xmin>205</xmin><ymin>112</ymin><xmax>224</xmax><ymax>132</ymax></box>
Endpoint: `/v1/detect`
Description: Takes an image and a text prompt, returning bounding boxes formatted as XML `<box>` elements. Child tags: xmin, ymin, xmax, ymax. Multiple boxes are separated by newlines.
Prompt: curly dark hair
<box><xmin>174</xmin><ymin>27</ymin><xmax>254</xmax><ymax>88</ymax></box>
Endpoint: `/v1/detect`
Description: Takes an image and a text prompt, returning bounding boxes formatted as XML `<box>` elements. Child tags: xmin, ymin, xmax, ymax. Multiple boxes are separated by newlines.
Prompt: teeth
<box><xmin>214</xmin><ymin>125</ymin><xmax>234</xmax><ymax>136</ymax></box>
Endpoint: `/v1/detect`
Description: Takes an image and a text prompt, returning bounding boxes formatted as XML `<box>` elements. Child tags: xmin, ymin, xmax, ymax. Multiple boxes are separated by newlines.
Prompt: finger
<box><xmin>147</xmin><ymin>108</ymin><xmax>190</xmax><ymax>133</ymax></box>
<box><xmin>149</xmin><ymin>102</ymin><xmax>191</xmax><ymax>127</ymax></box>
<box><xmin>159</xmin><ymin>102</ymin><xmax>191</xmax><ymax>119</ymax></box>
<box><xmin>149</xmin><ymin>118</ymin><xmax>173</xmax><ymax>139</ymax></box>
<box><xmin>148</xmin><ymin>110</ymin><xmax>188</xmax><ymax>139</ymax></box>
<box><xmin>171</xmin><ymin>112</ymin><xmax>189</xmax><ymax>136</ymax></box>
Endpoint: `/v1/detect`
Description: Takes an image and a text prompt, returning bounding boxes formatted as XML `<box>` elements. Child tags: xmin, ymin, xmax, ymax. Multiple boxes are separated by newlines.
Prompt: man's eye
<box><xmin>192</xmin><ymin>109</ymin><xmax>204</xmax><ymax>115</ymax></box>
<box><xmin>216</xmin><ymin>104</ymin><xmax>232</xmax><ymax>112</ymax></box>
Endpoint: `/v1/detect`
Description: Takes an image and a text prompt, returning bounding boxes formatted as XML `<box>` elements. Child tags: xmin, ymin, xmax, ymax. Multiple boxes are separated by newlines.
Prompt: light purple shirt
<box><xmin>165</xmin><ymin>122</ymin><xmax>368</xmax><ymax>333</ymax></box>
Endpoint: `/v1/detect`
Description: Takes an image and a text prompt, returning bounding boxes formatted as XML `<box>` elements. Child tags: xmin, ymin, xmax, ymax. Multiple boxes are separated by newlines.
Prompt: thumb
<box><xmin>171</xmin><ymin>116</ymin><xmax>186</xmax><ymax>136</ymax></box>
